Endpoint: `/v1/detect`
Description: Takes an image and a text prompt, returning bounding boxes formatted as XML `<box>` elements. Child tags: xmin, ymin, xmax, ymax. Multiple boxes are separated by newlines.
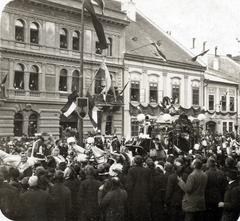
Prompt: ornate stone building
<box><xmin>0</xmin><ymin>0</ymin><xmax>128</xmax><ymax>138</ymax></box>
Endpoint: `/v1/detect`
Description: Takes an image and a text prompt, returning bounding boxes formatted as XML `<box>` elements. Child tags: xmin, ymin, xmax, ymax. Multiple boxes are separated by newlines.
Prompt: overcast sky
<box><xmin>1</xmin><ymin>0</ymin><xmax>240</xmax><ymax>56</ymax></box>
<box><xmin>136</xmin><ymin>0</ymin><xmax>240</xmax><ymax>57</ymax></box>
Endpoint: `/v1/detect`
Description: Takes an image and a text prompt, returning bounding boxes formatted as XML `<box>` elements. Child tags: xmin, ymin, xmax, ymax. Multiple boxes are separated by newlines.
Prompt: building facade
<box><xmin>0</xmin><ymin>0</ymin><xmax>129</xmax><ymax>138</ymax></box>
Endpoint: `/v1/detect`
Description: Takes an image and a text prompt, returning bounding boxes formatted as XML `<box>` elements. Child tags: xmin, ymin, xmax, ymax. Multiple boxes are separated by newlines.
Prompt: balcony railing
<box><xmin>94</xmin><ymin>94</ymin><xmax>123</xmax><ymax>106</ymax></box>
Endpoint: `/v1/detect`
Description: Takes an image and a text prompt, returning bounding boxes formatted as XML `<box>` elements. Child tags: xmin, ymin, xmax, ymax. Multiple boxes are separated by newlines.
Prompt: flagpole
<box><xmin>78</xmin><ymin>0</ymin><xmax>85</xmax><ymax>146</ymax></box>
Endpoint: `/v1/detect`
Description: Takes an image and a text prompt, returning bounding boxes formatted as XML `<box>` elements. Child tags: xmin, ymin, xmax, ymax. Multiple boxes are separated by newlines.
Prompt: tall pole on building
<box><xmin>78</xmin><ymin>0</ymin><xmax>84</xmax><ymax>146</ymax></box>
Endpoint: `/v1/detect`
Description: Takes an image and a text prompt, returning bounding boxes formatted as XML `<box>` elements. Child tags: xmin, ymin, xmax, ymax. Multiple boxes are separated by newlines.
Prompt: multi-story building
<box><xmin>0</xmin><ymin>0</ymin><xmax>129</xmax><ymax>138</ymax></box>
<box><xmin>123</xmin><ymin>6</ymin><xmax>206</xmax><ymax>137</ymax></box>
<box><xmin>203</xmin><ymin>52</ymin><xmax>240</xmax><ymax>135</ymax></box>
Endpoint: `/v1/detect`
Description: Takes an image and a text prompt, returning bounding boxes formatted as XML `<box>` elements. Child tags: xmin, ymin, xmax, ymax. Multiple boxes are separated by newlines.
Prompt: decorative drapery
<box><xmin>129</xmin><ymin>103</ymin><xmax>236</xmax><ymax>119</ymax></box>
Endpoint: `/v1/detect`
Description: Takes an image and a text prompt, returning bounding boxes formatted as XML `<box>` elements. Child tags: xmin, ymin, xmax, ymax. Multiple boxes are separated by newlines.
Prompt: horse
<box><xmin>0</xmin><ymin>149</ymin><xmax>35</xmax><ymax>173</ymax></box>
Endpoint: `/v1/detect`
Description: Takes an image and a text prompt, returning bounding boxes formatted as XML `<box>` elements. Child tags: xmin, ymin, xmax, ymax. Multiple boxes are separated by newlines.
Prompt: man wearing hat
<box><xmin>177</xmin><ymin>159</ymin><xmax>207</xmax><ymax>221</ymax></box>
<box><xmin>218</xmin><ymin>168</ymin><xmax>240</xmax><ymax>221</ymax></box>
<box><xmin>48</xmin><ymin>170</ymin><xmax>72</xmax><ymax>221</ymax></box>
<box><xmin>20</xmin><ymin>175</ymin><xmax>54</xmax><ymax>221</ymax></box>
<box><xmin>204</xmin><ymin>157</ymin><xmax>227</xmax><ymax>221</ymax></box>
<box><xmin>98</xmin><ymin>177</ymin><xmax>128</xmax><ymax>221</ymax></box>
<box><xmin>78</xmin><ymin>165</ymin><xmax>102</xmax><ymax>221</ymax></box>
<box><xmin>126</xmin><ymin>155</ymin><xmax>153</xmax><ymax>221</ymax></box>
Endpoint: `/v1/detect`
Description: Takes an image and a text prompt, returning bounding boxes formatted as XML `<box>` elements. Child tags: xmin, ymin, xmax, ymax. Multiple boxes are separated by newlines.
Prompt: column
<box><xmin>41</xmin><ymin>62</ymin><xmax>46</xmax><ymax>91</ymax></box>
<box><xmin>55</xmin><ymin>65</ymin><xmax>60</xmax><ymax>94</ymax></box>
<box><xmin>184</xmin><ymin>75</ymin><xmax>188</xmax><ymax>107</ymax></box>
<box><xmin>163</xmin><ymin>72</ymin><xmax>167</xmax><ymax>96</ymax></box>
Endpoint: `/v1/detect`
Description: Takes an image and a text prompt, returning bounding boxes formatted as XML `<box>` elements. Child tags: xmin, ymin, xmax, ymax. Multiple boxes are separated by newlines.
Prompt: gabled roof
<box><xmin>207</xmin><ymin>54</ymin><xmax>240</xmax><ymax>82</ymax></box>
<box><xmin>125</xmin><ymin>10</ymin><xmax>205</xmax><ymax>69</ymax></box>
<box><xmin>205</xmin><ymin>69</ymin><xmax>237</xmax><ymax>85</ymax></box>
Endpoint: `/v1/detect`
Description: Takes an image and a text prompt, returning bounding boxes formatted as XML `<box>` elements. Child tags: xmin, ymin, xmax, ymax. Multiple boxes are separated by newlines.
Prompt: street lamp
<box><xmin>163</xmin><ymin>113</ymin><xmax>171</xmax><ymax>123</ymax></box>
<box><xmin>137</xmin><ymin>113</ymin><xmax>145</xmax><ymax>123</ymax></box>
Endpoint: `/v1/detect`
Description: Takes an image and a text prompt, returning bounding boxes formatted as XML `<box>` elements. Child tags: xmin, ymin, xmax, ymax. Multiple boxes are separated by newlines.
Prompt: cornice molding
<box><xmin>0</xmin><ymin>47</ymin><xmax>123</xmax><ymax>69</ymax></box>
<box><xmin>124</xmin><ymin>53</ymin><xmax>206</xmax><ymax>72</ymax></box>
<box><xmin>5</xmin><ymin>0</ymin><xmax>130</xmax><ymax>27</ymax></box>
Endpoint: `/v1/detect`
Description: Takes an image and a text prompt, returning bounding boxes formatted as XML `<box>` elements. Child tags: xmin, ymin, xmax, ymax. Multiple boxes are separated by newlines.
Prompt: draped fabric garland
<box><xmin>129</xmin><ymin>103</ymin><xmax>236</xmax><ymax>119</ymax></box>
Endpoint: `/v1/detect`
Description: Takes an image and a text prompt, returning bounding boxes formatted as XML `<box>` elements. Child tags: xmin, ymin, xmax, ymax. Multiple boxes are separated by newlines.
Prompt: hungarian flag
<box><xmin>190</xmin><ymin>49</ymin><xmax>210</xmax><ymax>62</ymax></box>
<box><xmin>151</xmin><ymin>42</ymin><xmax>167</xmax><ymax>61</ymax></box>
<box><xmin>99</xmin><ymin>59</ymin><xmax>112</xmax><ymax>101</ymax></box>
<box><xmin>0</xmin><ymin>74</ymin><xmax>8</xmax><ymax>99</ymax></box>
<box><xmin>87</xmin><ymin>91</ymin><xmax>98</xmax><ymax>130</ymax></box>
<box><xmin>93</xmin><ymin>0</ymin><xmax>105</xmax><ymax>14</ymax></box>
<box><xmin>61</xmin><ymin>90</ymin><xmax>79</xmax><ymax>117</ymax></box>
<box><xmin>84</xmin><ymin>0</ymin><xmax>108</xmax><ymax>50</ymax></box>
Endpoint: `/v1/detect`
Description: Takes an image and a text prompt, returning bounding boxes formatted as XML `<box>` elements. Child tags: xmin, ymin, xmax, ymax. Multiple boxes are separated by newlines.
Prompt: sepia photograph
<box><xmin>0</xmin><ymin>0</ymin><xmax>240</xmax><ymax>220</ymax></box>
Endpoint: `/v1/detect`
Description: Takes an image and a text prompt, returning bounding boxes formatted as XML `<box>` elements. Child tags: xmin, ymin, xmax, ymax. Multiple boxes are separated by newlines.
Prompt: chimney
<box><xmin>192</xmin><ymin>38</ymin><xmax>196</xmax><ymax>49</ymax></box>
<box><xmin>215</xmin><ymin>46</ymin><xmax>218</xmax><ymax>56</ymax></box>
<box><xmin>203</xmin><ymin>41</ymin><xmax>206</xmax><ymax>51</ymax></box>
<box><xmin>121</xmin><ymin>0</ymin><xmax>136</xmax><ymax>21</ymax></box>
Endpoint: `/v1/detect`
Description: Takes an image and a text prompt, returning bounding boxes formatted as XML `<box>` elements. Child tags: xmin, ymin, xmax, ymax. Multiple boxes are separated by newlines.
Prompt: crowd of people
<box><xmin>0</xmin><ymin>129</ymin><xmax>240</xmax><ymax>221</ymax></box>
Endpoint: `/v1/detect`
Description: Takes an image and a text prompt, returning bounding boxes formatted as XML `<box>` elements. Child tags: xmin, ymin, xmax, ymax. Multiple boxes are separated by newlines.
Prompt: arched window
<box><xmin>60</xmin><ymin>28</ymin><xmax>68</xmax><ymax>49</ymax></box>
<box><xmin>14</xmin><ymin>63</ymin><xmax>24</xmax><ymax>89</ymax></box>
<box><xmin>14</xmin><ymin>113</ymin><xmax>23</xmax><ymax>136</ymax></box>
<box><xmin>28</xmin><ymin>113</ymin><xmax>38</xmax><ymax>137</ymax></box>
<box><xmin>72</xmin><ymin>31</ymin><xmax>80</xmax><ymax>51</ymax></box>
<box><xmin>15</xmin><ymin>19</ymin><xmax>24</xmax><ymax>42</ymax></box>
<box><xmin>107</xmin><ymin>37</ymin><xmax>113</xmax><ymax>56</ymax></box>
<box><xmin>30</xmin><ymin>22</ymin><xmax>39</xmax><ymax>44</ymax></box>
<box><xmin>72</xmin><ymin>70</ymin><xmax>79</xmax><ymax>91</ymax></box>
<box><xmin>29</xmin><ymin>65</ymin><xmax>39</xmax><ymax>91</ymax></box>
<box><xmin>59</xmin><ymin>69</ymin><xmax>68</xmax><ymax>91</ymax></box>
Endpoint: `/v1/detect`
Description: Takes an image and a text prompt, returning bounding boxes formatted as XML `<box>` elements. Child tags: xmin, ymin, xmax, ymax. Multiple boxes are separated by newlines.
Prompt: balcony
<box><xmin>94</xmin><ymin>94</ymin><xmax>123</xmax><ymax>107</ymax></box>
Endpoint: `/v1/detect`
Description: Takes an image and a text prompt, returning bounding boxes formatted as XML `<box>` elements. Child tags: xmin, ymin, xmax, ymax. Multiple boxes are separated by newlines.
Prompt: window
<box><xmin>95</xmin><ymin>41</ymin><xmax>102</xmax><ymax>54</ymax></box>
<box><xmin>14</xmin><ymin>64</ymin><xmax>24</xmax><ymax>89</ymax></box>
<box><xmin>172</xmin><ymin>85</ymin><xmax>180</xmax><ymax>103</ymax></box>
<box><xmin>29</xmin><ymin>65</ymin><xmax>39</xmax><ymax>91</ymax></box>
<box><xmin>59</xmin><ymin>69</ymin><xmax>67</xmax><ymax>91</ymax></box>
<box><xmin>221</xmin><ymin>95</ymin><xmax>226</xmax><ymax>111</ymax></box>
<box><xmin>209</xmin><ymin>95</ymin><xmax>214</xmax><ymax>110</ymax></box>
<box><xmin>60</xmin><ymin>28</ymin><xmax>68</xmax><ymax>49</ymax></box>
<box><xmin>107</xmin><ymin>37</ymin><xmax>113</xmax><ymax>56</ymax></box>
<box><xmin>223</xmin><ymin>122</ymin><xmax>227</xmax><ymax>134</ymax></box>
<box><xmin>72</xmin><ymin>70</ymin><xmax>79</xmax><ymax>91</ymax></box>
<box><xmin>149</xmin><ymin>83</ymin><xmax>158</xmax><ymax>103</ymax></box>
<box><xmin>230</xmin><ymin>97</ymin><xmax>234</xmax><ymax>111</ymax></box>
<box><xmin>229</xmin><ymin>122</ymin><xmax>233</xmax><ymax>132</ymax></box>
<box><xmin>14</xmin><ymin>113</ymin><xmax>23</xmax><ymax>136</ymax></box>
<box><xmin>131</xmin><ymin>81</ymin><xmax>140</xmax><ymax>102</ymax></box>
<box><xmin>28</xmin><ymin>113</ymin><xmax>38</xmax><ymax>137</ymax></box>
<box><xmin>192</xmin><ymin>87</ymin><xmax>199</xmax><ymax>105</ymax></box>
<box><xmin>15</xmin><ymin>19</ymin><xmax>24</xmax><ymax>42</ymax></box>
<box><xmin>105</xmin><ymin>116</ymin><xmax>112</xmax><ymax>135</ymax></box>
<box><xmin>131</xmin><ymin>119</ymin><xmax>139</xmax><ymax>137</ymax></box>
<box><xmin>72</xmin><ymin>31</ymin><xmax>80</xmax><ymax>51</ymax></box>
<box><xmin>30</xmin><ymin>22</ymin><xmax>39</xmax><ymax>44</ymax></box>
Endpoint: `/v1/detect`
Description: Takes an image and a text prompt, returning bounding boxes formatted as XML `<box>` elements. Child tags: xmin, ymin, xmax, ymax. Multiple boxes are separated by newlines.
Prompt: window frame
<box><xmin>172</xmin><ymin>84</ymin><xmax>180</xmax><ymax>103</ymax></box>
<box><xmin>59</xmin><ymin>69</ymin><xmax>68</xmax><ymax>91</ymax></box>
<box><xmin>60</xmin><ymin>28</ymin><xmax>68</xmax><ymax>49</ymax></box>
<box><xmin>208</xmin><ymin>94</ymin><xmax>214</xmax><ymax>111</ymax></box>
<box><xmin>192</xmin><ymin>86</ymin><xmax>199</xmax><ymax>106</ymax></box>
<box><xmin>149</xmin><ymin>82</ymin><xmax>158</xmax><ymax>103</ymax></box>
<box><xmin>30</xmin><ymin>22</ymin><xmax>39</xmax><ymax>44</ymax></box>
<box><xmin>131</xmin><ymin>119</ymin><xmax>139</xmax><ymax>137</ymax></box>
<box><xmin>130</xmin><ymin>81</ymin><xmax>140</xmax><ymax>102</ymax></box>
<box><xmin>72</xmin><ymin>30</ymin><xmax>80</xmax><ymax>51</ymax></box>
<box><xmin>15</xmin><ymin>19</ymin><xmax>24</xmax><ymax>42</ymax></box>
